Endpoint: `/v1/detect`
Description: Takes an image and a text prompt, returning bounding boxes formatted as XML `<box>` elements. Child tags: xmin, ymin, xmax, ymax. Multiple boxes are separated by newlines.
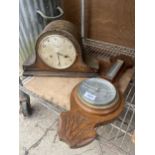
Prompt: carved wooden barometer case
<box><xmin>23</xmin><ymin>20</ymin><xmax>97</xmax><ymax>77</ymax></box>
<box><xmin>58</xmin><ymin>78</ymin><xmax>124</xmax><ymax>148</ymax></box>
<box><xmin>58</xmin><ymin>56</ymin><xmax>134</xmax><ymax>148</ymax></box>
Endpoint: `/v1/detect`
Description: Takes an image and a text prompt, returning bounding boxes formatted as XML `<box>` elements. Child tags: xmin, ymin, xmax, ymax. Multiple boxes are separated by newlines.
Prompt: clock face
<box><xmin>38</xmin><ymin>34</ymin><xmax>77</xmax><ymax>69</ymax></box>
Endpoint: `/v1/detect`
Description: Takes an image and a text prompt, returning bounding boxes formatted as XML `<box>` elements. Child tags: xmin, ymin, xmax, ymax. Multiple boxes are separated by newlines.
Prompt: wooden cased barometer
<box><xmin>58</xmin><ymin>55</ymin><xmax>134</xmax><ymax>148</ymax></box>
<box><xmin>58</xmin><ymin>78</ymin><xmax>124</xmax><ymax>148</ymax></box>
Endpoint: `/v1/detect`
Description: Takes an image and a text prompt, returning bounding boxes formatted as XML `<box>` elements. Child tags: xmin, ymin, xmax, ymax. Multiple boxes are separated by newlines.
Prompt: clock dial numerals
<box><xmin>38</xmin><ymin>35</ymin><xmax>76</xmax><ymax>69</ymax></box>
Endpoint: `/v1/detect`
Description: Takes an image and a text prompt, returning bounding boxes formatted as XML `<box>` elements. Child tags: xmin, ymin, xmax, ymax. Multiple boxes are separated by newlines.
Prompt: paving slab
<box><xmin>19</xmin><ymin>97</ymin><xmax>133</xmax><ymax>155</ymax></box>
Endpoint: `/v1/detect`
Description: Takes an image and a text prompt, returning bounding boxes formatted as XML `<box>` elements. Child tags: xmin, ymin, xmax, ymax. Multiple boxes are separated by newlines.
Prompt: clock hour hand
<box><xmin>57</xmin><ymin>52</ymin><xmax>70</xmax><ymax>58</ymax></box>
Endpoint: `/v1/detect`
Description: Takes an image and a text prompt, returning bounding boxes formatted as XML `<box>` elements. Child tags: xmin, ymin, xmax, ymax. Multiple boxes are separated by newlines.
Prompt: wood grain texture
<box><xmin>58</xmin><ymin>85</ymin><xmax>124</xmax><ymax>148</ymax></box>
<box><xmin>98</xmin><ymin>54</ymin><xmax>134</xmax><ymax>83</ymax></box>
<box><xmin>58</xmin><ymin>55</ymin><xmax>134</xmax><ymax>148</ymax></box>
<box><xmin>98</xmin><ymin>55</ymin><xmax>134</xmax><ymax>94</ymax></box>
<box><xmin>62</xmin><ymin>0</ymin><xmax>135</xmax><ymax>48</ymax></box>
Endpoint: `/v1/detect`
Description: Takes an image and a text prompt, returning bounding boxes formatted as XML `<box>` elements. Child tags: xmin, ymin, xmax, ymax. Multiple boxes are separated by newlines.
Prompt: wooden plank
<box><xmin>62</xmin><ymin>0</ymin><xmax>135</xmax><ymax>48</ymax></box>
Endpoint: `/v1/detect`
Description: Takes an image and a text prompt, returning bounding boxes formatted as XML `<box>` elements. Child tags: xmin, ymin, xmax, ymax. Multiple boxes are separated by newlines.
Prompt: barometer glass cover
<box><xmin>78</xmin><ymin>78</ymin><xmax>117</xmax><ymax>107</ymax></box>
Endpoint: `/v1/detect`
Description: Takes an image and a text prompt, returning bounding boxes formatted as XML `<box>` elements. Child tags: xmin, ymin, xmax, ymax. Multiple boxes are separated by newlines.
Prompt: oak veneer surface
<box><xmin>63</xmin><ymin>0</ymin><xmax>135</xmax><ymax>48</ymax></box>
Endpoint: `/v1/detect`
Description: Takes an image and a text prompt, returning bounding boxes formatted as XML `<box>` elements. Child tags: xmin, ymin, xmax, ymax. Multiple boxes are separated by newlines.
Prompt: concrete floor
<box><xmin>19</xmin><ymin>97</ymin><xmax>133</xmax><ymax>155</ymax></box>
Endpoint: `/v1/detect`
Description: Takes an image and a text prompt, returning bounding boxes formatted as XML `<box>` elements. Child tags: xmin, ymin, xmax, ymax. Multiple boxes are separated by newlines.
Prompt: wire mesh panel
<box><xmin>96</xmin><ymin>83</ymin><xmax>135</xmax><ymax>155</ymax></box>
<box><xmin>84</xmin><ymin>39</ymin><xmax>135</xmax><ymax>58</ymax></box>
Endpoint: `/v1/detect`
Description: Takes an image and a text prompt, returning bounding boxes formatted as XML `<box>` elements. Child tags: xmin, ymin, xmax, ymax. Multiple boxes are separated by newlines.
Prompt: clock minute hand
<box><xmin>56</xmin><ymin>53</ymin><xmax>61</xmax><ymax>66</ymax></box>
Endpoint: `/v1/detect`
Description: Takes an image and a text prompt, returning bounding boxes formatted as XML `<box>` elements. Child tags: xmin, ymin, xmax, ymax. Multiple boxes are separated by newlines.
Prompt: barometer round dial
<box><xmin>77</xmin><ymin>78</ymin><xmax>118</xmax><ymax>109</ymax></box>
<box><xmin>38</xmin><ymin>34</ymin><xmax>77</xmax><ymax>69</ymax></box>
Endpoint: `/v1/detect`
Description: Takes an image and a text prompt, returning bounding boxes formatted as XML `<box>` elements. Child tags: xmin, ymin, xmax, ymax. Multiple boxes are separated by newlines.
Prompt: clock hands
<box><xmin>56</xmin><ymin>53</ymin><xmax>61</xmax><ymax>66</ymax></box>
<box><xmin>55</xmin><ymin>51</ymin><xmax>72</xmax><ymax>66</ymax></box>
<box><xmin>57</xmin><ymin>52</ymin><xmax>70</xmax><ymax>59</ymax></box>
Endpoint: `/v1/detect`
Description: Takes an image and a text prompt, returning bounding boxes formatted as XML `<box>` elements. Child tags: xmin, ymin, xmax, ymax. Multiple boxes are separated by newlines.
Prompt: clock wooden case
<box><xmin>23</xmin><ymin>20</ymin><xmax>97</xmax><ymax>77</ymax></box>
